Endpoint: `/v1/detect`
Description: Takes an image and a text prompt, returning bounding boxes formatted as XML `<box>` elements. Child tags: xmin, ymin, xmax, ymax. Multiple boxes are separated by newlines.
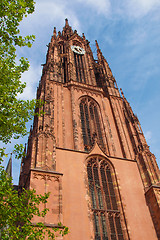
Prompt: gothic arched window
<box><xmin>73</xmin><ymin>47</ymin><xmax>86</xmax><ymax>83</ymax></box>
<box><xmin>58</xmin><ymin>41</ymin><xmax>67</xmax><ymax>83</ymax></box>
<box><xmin>80</xmin><ymin>98</ymin><xmax>105</xmax><ymax>151</ymax></box>
<box><xmin>87</xmin><ymin>157</ymin><xmax>124</xmax><ymax>240</ymax></box>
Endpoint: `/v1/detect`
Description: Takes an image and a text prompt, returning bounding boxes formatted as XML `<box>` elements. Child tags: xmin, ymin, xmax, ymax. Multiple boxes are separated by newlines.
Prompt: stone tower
<box><xmin>19</xmin><ymin>19</ymin><xmax>160</xmax><ymax>240</ymax></box>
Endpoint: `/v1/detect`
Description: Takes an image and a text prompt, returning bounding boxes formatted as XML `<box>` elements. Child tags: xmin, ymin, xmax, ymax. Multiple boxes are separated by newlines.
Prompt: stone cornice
<box><xmin>30</xmin><ymin>168</ymin><xmax>63</xmax><ymax>176</ymax></box>
<box><xmin>64</xmin><ymin>80</ymin><xmax>104</xmax><ymax>95</ymax></box>
<box><xmin>56</xmin><ymin>146</ymin><xmax>136</xmax><ymax>162</ymax></box>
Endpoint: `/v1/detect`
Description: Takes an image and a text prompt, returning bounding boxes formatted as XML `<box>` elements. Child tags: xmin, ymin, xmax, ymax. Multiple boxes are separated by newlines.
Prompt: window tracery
<box><xmin>80</xmin><ymin>97</ymin><xmax>105</xmax><ymax>151</ymax></box>
<box><xmin>87</xmin><ymin>157</ymin><xmax>124</xmax><ymax>240</ymax></box>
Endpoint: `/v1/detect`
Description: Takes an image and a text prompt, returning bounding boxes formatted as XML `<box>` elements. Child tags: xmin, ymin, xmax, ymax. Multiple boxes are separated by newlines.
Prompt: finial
<box><xmin>53</xmin><ymin>27</ymin><xmax>56</xmax><ymax>37</ymax></box>
<box><xmin>74</xmin><ymin>30</ymin><xmax>77</xmax><ymax>34</ymax></box>
<box><xmin>65</xmin><ymin>18</ymin><xmax>69</xmax><ymax>26</ymax></box>
<box><xmin>82</xmin><ymin>33</ymin><xmax>85</xmax><ymax>40</ymax></box>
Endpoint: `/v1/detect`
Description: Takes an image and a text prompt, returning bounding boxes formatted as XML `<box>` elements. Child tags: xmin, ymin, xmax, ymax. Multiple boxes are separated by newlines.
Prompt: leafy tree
<box><xmin>0</xmin><ymin>0</ymin><xmax>36</xmax><ymax>143</ymax></box>
<box><xmin>0</xmin><ymin>1</ymin><xmax>69</xmax><ymax>239</ymax></box>
<box><xmin>0</xmin><ymin>165</ymin><xmax>68</xmax><ymax>239</ymax></box>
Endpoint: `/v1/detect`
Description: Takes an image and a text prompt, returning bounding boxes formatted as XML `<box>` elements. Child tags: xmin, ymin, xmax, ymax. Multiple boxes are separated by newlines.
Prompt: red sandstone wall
<box><xmin>30</xmin><ymin>169</ymin><xmax>63</xmax><ymax>226</ymax></box>
<box><xmin>56</xmin><ymin>148</ymin><xmax>157</xmax><ymax>240</ymax></box>
<box><xmin>53</xmin><ymin>83</ymin><xmax>126</xmax><ymax>158</ymax></box>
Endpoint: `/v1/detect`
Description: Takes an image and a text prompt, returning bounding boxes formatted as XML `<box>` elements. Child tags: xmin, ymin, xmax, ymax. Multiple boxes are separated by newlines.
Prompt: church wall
<box><xmin>63</xmin><ymin>87</ymin><xmax>74</xmax><ymax>149</ymax></box>
<box><xmin>110</xmin><ymin>157</ymin><xmax>157</xmax><ymax>240</ymax></box>
<box><xmin>101</xmin><ymin>96</ymin><xmax>125</xmax><ymax>158</ymax></box>
<box><xmin>29</xmin><ymin>169</ymin><xmax>63</xmax><ymax>225</ymax></box>
<box><xmin>112</xmin><ymin>98</ymin><xmax>135</xmax><ymax>159</ymax></box>
<box><xmin>54</xmin><ymin>83</ymin><xmax>63</xmax><ymax>147</ymax></box>
<box><xmin>57</xmin><ymin>84</ymin><xmax>127</xmax><ymax>157</ymax></box>
<box><xmin>56</xmin><ymin>148</ymin><xmax>92</xmax><ymax>240</ymax></box>
<box><xmin>56</xmin><ymin>148</ymin><xmax>157</xmax><ymax>240</ymax></box>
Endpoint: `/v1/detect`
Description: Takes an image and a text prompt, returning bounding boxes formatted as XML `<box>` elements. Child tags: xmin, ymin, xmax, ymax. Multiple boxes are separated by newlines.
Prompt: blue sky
<box><xmin>2</xmin><ymin>0</ymin><xmax>160</xmax><ymax>184</ymax></box>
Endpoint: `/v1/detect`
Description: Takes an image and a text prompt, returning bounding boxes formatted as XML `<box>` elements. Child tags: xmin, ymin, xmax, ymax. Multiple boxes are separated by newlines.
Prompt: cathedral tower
<box><xmin>19</xmin><ymin>19</ymin><xmax>160</xmax><ymax>240</ymax></box>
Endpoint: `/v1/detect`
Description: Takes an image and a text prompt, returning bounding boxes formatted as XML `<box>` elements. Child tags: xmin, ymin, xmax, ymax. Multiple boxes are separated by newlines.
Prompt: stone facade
<box><xmin>19</xmin><ymin>19</ymin><xmax>160</xmax><ymax>239</ymax></box>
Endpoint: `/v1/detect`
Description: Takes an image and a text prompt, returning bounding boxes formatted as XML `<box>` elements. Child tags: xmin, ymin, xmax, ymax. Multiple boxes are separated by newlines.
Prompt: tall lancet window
<box><xmin>80</xmin><ymin>97</ymin><xmax>105</xmax><ymax>151</ymax></box>
<box><xmin>74</xmin><ymin>52</ymin><xmax>86</xmax><ymax>83</ymax></box>
<box><xmin>72</xmin><ymin>45</ymin><xmax>86</xmax><ymax>83</ymax></box>
<box><xmin>87</xmin><ymin>157</ymin><xmax>124</xmax><ymax>240</ymax></box>
<box><xmin>59</xmin><ymin>41</ymin><xmax>68</xmax><ymax>83</ymax></box>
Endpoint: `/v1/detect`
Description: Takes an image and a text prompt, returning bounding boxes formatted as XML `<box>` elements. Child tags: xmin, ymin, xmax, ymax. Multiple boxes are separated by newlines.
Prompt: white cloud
<box><xmin>98</xmin><ymin>0</ymin><xmax>160</xmax><ymax>20</ymax></box>
<box><xmin>78</xmin><ymin>0</ymin><xmax>111</xmax><ymax>15</ymax></box>
<box><xmin>20</xmin><ymin>0</ymin><xmax>81</xmax><ymax>35</ymax></box>
<box><xmin>123</xmin><ymin>0</ymin><xmax>160</xmax><ymax>18</ymax></box>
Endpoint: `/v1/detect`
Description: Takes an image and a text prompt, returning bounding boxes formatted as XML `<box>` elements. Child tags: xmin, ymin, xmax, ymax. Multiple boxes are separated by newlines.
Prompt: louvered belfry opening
<box><xmin>80</xmin><ymin>97</ymin><xmax>105</xmax><ymax>152</ymax></box>
<box><xmin>87</xmin><ymin>157</ymin><xmax>124</xmax><ymax>240</ymax></box>
<box><xmin>74</xmin><ymin>52</ymin><xmax>86</xmax><ymax>83</ymax></box>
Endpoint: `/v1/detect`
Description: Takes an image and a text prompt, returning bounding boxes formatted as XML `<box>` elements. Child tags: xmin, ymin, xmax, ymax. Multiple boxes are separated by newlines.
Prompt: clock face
<box><xmin>71</xmin><ymin>45</ymin><xmax>85</xmax><ymax>55</ymax></box>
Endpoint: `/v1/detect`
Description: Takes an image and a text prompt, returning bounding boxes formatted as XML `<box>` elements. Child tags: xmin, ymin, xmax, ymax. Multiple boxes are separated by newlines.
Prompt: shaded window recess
<box><xmin>74</xmin><ymin>52</ymin><xmax>86</xmax><ymax>83</ymax></box>
<box><xmin>59</xmin><ymin>43</ymin><xmax>68</xmax><ymax>83</ymax></box>
<box><xmin>87</xmin><ymin>157</ymin><xmax>124</xmax><ymax>240</ymax></box>
<box><xmin>80</xmin><ymin>98</ymin><xmax>105</xmax><ymax>152</ymax></box>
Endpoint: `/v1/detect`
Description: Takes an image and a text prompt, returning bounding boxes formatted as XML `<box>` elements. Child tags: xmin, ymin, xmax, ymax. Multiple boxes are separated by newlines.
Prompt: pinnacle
<box><xmin>95</xmin><ymin>40</ymin><xmax>99</xmax><ymax>49</ymax></box>
<box><xmin>120</xmin><ymin>88</ymin><xmax>126</xmax><ymax>99</ymax></box>
<box><xmin>82</xmin><ymin>33</ymin><xmax>86</xmax><ymax>40</ymax></box>
<box><xmin>62</xmin><ymin>18</ymin><xmax>73</xmax><ymax>38</ymax></box>
<box><xmin>54</xmin><ymin>27</ymin><xmax>56</xmax><ymax>34</ymax></box>
<box><xmin>95</xmin><ymin>40</ymin><xmax>101</xmax><ymax>53</ymax></box>
<box><xmin>53</xmin><ymin>27</ymin><xmax>56</xmax><ymax>38</ymax></box>
<box><xmin>65</xmin><ymin>18</ymin><xmax>69</xmax><ymax>26</ymax></box>
<box><xmin>95</xmin><ymin>40</ymin><xmax>103</xmax><ymax>61</ymax></box>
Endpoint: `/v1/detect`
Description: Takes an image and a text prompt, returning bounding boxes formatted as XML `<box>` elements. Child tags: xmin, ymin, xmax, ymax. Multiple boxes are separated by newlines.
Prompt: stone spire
<box><xmin>95</xmin><ymin>40</ymin><xmax>103</xmax><ymax>61</ymax></box>
<box><xmin>62</xmin><ymin>18</ymin><xmax>73</xmax><ymax>38</ymax></box>
<box><xmin>95</xmin><ymin>40</ymin><xmax>113</xmax><ymax>78</ymax></box>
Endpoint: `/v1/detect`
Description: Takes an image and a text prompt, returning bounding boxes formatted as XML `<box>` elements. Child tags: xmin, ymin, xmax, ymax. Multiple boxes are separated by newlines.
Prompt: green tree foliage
<box><xmin>0</xmin><ymin>0</ymin><xmax>36</xmax><ymax>143</ymax></box>
<box><xmin>0</xmin><ymin>1</ymin><xmax>69</xmax><ymax>239</ymax></box>
<box><xmin>0</xmin><ymin>165</ymin><xmax>68</xmax><ymax>239</ymax></box>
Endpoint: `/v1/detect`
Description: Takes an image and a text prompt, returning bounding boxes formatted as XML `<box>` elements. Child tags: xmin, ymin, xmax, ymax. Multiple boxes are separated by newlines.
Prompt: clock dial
<box><xmin>71</xmin><ymin>45</ymin><xmax>85</xmax><ymax>55</ymax></box>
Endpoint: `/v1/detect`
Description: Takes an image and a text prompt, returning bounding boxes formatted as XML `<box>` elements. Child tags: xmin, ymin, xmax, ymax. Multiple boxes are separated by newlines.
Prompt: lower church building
<box><xmin>19</xmin><ymin>19</ymin><xmax>160</xmax><ymax>240</ymax></box>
